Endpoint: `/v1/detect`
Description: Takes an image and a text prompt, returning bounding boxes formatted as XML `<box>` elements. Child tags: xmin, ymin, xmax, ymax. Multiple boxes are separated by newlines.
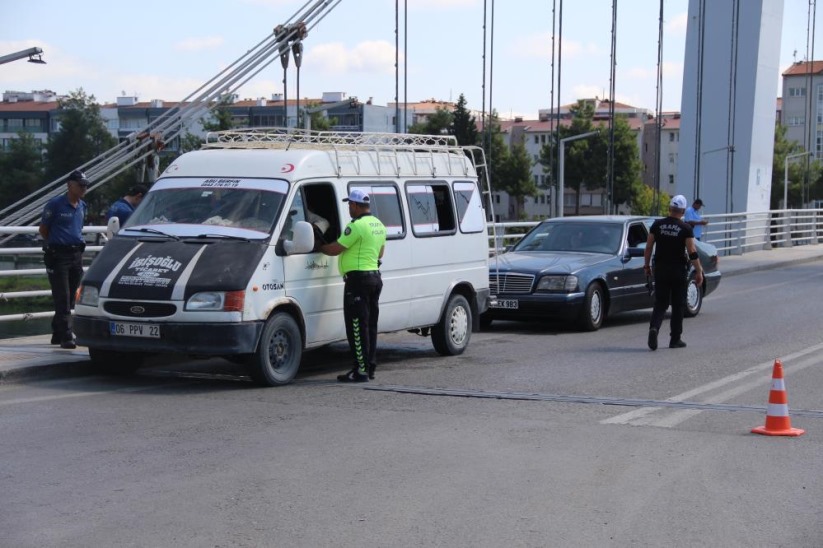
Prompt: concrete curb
<box><xmin>0</xmin><ymin>355</ymin><xmax>93</xmax><ymax>384</ymax></box>
<box><xmin>721</xmin><ymin>253</ymin><xmax>823</xmax><ymax>278</ymax></box>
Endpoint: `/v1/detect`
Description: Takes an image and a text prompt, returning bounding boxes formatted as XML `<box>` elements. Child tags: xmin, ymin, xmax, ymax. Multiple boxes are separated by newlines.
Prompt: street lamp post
<box><xmin>558</xmin><ymin>131</ymin><xmax>598</xmax><ymax>218</ymax></box>
<box><xmin>0</xmin><ymin>47</ymin><xmax>46</xmax><ymax>66</ymax></box>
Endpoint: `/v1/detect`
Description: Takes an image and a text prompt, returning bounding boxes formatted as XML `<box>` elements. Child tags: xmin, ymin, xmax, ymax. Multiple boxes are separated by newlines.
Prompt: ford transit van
<box><xmin>74</xmin><ymin>129</ymin><xmax>491</xmax><ymax>385</ymax></box>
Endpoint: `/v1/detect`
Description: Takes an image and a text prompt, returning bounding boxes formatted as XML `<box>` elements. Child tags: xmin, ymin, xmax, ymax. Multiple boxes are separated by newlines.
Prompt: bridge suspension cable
<box><xmin>0</xmin><ymin>0</ymin><xmax>341</xmax><ymax>228</ymax></box>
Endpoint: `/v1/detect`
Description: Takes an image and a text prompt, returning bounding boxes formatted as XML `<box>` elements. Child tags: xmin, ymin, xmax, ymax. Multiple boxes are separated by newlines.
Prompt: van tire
<box><xmin>432</xmin><ymin>294</ymin><xmax>472</xmax><ymax>356</ymax></box>
<box><xmin>88</xmin><ymin>347</ymin><xmax>144</xmax><ymax>375</ymax></box>
<box><xmin>248</xmin><ymin>313</ymin><xmax>302</xmax><ymax>386</ymax></box>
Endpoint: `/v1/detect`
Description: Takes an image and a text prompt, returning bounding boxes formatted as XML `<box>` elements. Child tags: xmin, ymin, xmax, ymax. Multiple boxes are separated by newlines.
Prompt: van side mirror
<box><xmin>284</xmin><ymin>221</ymin><xmax>315</xmax><ymax>255</ymax></box>
<box><xmin>106</xmin><ymin>216</ymin><xmax>120</xmax><ymax>240</ymax></box>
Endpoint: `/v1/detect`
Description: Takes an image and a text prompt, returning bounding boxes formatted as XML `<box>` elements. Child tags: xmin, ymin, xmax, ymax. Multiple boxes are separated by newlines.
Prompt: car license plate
<box><xmin>110</xmin><ymin>321</ymin><xmax>160</xmax><ymax>338</ymax></box>
<box><xmin>491</xmin><ymin>299</ymin><xmax>519</xmax><ymax>310</ymax></box>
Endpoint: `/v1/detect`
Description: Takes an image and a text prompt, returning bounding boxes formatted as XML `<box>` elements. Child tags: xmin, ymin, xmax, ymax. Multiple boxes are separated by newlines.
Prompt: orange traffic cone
<box><xmin>751</xmin><ymin>359</ymin><xmax>805</xmax><ymax>437</ymax></box>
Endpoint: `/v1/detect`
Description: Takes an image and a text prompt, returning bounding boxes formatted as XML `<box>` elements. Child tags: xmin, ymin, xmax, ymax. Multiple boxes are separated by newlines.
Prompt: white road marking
<box><xmin>602</xmin><ymin>341</ymin><xmax>823</xmax><ymax>427</ymax></box>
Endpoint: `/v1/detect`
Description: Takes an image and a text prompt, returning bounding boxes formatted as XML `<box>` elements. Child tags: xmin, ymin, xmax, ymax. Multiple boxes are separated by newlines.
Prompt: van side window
<box><xmin>349</xmin><ymin>184</ymin><xmax>405</xmax><ymax>240</ymax></box>
<box><xmin>453</xmin><ymin>181</ymin><xmax>485</xmax><ymax>233</ymax></box>
<box><xmin>406</xmin><ymin>182</ymin><xmax>456</xmax><ymax>236</ymax></box>
<box><xmin>303</xmin><ymin>183</ymin><xmax>340</xmax><ymax>242</ymax></box>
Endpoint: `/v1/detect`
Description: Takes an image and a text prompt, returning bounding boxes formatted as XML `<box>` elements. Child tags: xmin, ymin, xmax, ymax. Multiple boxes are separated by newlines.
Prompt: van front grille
<box><xmin>103</xmin><ymin>301</ymin><xmax>177</xmax><ymax>318</ymax></box>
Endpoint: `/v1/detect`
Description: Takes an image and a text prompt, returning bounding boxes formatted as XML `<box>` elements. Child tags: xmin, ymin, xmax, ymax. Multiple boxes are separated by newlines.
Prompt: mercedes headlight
<box><xmin>536</xmin><ymin>275</ymin><xmax>578</xmax><ymax>292</ymax></box>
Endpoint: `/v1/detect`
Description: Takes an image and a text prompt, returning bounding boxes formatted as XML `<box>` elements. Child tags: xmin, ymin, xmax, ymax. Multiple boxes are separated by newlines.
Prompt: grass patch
<box><xmin>0</xmin><ymin>275</ymin><xmax>53</xmax><ymax>315</ymax></box>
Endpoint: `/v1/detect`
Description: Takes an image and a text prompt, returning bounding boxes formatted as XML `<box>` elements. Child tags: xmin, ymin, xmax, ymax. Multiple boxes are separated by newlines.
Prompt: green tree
<box><xmin>497</xmin><ymin>141</ymin><xmax>536</xmax><ymax>219</ymax></box>
<box><xmin>480</xmin><ymin>111</ymin><xmax>510</xmax><ymax>193</ymax></box>
<box><xmin>44</xmin><ymin>88</ymin><xmax>119</xmax><ymax>220</ymax></box>
<box><xmin>606</xmin><ymin>115</ymin><xmax>643</xmax><ymax>208</ymax></box>
<box><xmin>180</xmin><ymin>131</ymin><xmax>204</xmax><ymax>154</ymax></box>
<box><xmin>409</xmin><ymin>106</ymin><xmax>453</xmax><ymax>135</ymax></box>
<box><xmin>202</xmin><ymin>94</ymin><xmax>236</xmax><ymax>132</ymax></box>
<box><xmin>539</xmin><ymin>100</ymin><xmax>642</xmax><ymax>214</ymax></box>
<box><xmin>771</xmin><ymin>122</ymin><xmax>809</xmax><ymax>209</ymax></box>
<box><xmin>451</xmin><ymin>93</ymin><xmax>479</xmax><ymax>146</ymax></box>
<box><xmin>45</xmin><ymin>88</ymin><xmax>116</xmax><ymax>180</ymax></box>
<box><xmin>0</xmin><ymin>132</ymin><xmax>45</xmax><ymax>210</ymax></box>
<box><xmin>631</xmin><ymin>182</ymin><xmax>670</xmax><ymax>216</ymax></box>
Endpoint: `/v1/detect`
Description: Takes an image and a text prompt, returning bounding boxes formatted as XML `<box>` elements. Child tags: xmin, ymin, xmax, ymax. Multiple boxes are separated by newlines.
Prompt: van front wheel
<box><xmin>432</xmin><ymin>294</ymin><xmax>472</xmax><ymax>356</ymax></box>
<box><xmin>248</xmin><ymin>313</ymin><xmax>302</xmax><ymax>386</ymax></box>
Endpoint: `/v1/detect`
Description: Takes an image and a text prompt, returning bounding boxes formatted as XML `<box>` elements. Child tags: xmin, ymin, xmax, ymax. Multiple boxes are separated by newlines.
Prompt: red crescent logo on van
<box><xmin>280</xmin><ymin>163</ymin><xmax>295</xmax><ymax>173</ymax></box>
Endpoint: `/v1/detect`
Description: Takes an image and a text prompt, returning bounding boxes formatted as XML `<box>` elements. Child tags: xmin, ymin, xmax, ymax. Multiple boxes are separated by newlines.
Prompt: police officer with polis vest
<box><xmin>320</xmin><ymin>189</ymin><xmax>387</xmax><ymax>382</ymax></box>
<box><xmin>643</xmin><ymin>194</ymin><xmax>704</xmax><ymax>351</ymax></box>
<box><xmin>39</xmin><ymin>170</ymin><xmax>89</xmax><ymax>349</ymax></box>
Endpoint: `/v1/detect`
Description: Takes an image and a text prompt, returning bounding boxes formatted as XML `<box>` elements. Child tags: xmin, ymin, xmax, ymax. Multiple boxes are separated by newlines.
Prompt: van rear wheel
<box><xmin>247</xmin><ymin>313</ymin><xmax>302</xmax><ymax>386</ymax></box>
<box><xmin>432</xmin><ymin>294</ymin><xmax>471</xmax><ymax>356</ymax></box>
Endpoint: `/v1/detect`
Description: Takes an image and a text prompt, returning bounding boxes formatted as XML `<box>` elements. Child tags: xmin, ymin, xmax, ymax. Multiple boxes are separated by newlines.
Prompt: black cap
<box><xmin>67</xmin><ymin>170</ymin><xmax>90</xmax><ymax>185</ymax></box>
<box><xmin>694</xmin><ymin>198</ymin><xmax>703</xmax><ymax>206</ymax></box>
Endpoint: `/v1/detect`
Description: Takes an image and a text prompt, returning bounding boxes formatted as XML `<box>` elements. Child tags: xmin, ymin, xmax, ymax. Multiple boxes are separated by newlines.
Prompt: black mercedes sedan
<box><xmin>482</xmin><ymin>215</ymin><xmax>721</xmax><ymax>330</ymax></box>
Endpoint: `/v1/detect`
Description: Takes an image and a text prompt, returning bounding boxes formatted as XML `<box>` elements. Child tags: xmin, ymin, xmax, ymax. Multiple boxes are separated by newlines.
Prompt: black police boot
<box><xmin>337</xmin><ymin>369</ymin><xmax>369</xmax><ymax>383</ymax></box>
<box><xmin>647</xmin><ymin>328</ymin><xmax>658</xmax><ymax>351</ymax></box>
<box><xmin>669</xmin><ymin>338</ymin><xmax>687</xmax><ymax>349</ymax></box>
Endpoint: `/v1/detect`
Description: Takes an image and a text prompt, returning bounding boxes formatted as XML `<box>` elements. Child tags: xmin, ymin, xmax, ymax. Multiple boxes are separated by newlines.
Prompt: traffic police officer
<box><xmin>39</xmin><ymin>170</ymin><xmax>89</xmax><ymax>349</ymax></box>
<box><xmin>644</xmin><ymin>194</ymin><xmax>704</xmax><ymax>351</ymax></box>
<box><xmin>320</xmin><ymin>189</ymin><xmax>386</xmax><ymax>382</ymax></box>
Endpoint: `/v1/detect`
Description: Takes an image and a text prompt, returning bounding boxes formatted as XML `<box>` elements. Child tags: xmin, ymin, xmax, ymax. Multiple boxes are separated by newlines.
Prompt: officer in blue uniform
<box><xmin>39</xmin><ymin>170</ymin><xmax>89</xmax><ymax>349</ymax></box>
<box><xmin>106</xmin><ymin>184</ymin><xmax>148</xmax><ymax>228</ymax></box>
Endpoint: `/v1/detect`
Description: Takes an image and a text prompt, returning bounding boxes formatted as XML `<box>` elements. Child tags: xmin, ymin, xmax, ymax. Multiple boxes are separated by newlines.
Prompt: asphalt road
<box><xmin>1</xmin><ymin>263</ymin><xmax>822</xmax><ymax>547</ymax></box>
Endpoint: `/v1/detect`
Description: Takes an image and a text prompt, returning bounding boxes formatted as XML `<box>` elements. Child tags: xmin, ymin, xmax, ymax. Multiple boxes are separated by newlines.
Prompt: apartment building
<box><xmin>492</xmin><ymin>99</ymin><xmax>650</xmax><ymax>221</ymax></box>
<box><xmin>0</xmin><ymin>90</ymin><xmax>406</xmax><ymax>155</ymax></box>
<box><xmin>641</xmin><ymin>112</ymin><xmax>680</xmax><ymax>198</ymax></box>
<box><xmin>781</xmin><ymin>60</ymin><xmax>823</xmax><ymax>157</ymax></box>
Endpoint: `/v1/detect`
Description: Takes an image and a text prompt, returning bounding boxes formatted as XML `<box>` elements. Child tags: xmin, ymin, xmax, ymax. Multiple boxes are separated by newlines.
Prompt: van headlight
<box><xmin>78</xmin><ymin>285</ymin><xmax>99</xmax><ymax>306</ymax></box>
<box><xmin>185</xmin><ymin>290</ymin><xmax>245</xmax><ymax>311</ymax></box>
<box><xmin>536</xmin><ymin>275</ymin><xmax>578</xmax><ymax>292</ymax></box>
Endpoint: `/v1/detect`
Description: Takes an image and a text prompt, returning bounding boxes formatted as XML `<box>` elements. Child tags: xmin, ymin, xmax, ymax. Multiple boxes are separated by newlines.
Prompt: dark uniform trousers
<box><xmin>44</xmin><ymin>245</ymin><xmax>84</xmax><ymax>341</ymax></box>
<box><xmin>343</xmin><ymin>271</ymin><xmax>382</xmax><ymax>375</ymax></box>
<box><xmin>649</xmin><ymin>263</ymin><xmax>688</xmax><ymax>339</ymax></box>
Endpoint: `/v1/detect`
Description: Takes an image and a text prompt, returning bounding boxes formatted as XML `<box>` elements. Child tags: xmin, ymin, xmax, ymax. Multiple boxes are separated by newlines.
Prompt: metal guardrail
<box><xmin>0</xmin><ymin>226</ymin><xmax>107</xmax><ymax>323</ymax></box>
<box><xmin>2</xmin><ymin>210</ymin><xmax>822</xmax><ymax>325</ymax></box>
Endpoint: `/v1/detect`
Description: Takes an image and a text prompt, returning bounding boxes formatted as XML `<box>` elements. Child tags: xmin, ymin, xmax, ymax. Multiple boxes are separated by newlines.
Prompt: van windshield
<box><xmin>126</xmin><ymin>187</ymin><xmax>285</xmax><ymax>234</ymax></box>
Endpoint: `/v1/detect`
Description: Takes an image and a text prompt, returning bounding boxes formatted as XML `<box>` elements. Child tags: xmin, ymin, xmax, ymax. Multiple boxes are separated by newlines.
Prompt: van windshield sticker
<box><xmin>152</xmin><ymin>177</ymin><xmax>289</xmax><ymax>193</ymax></box>
<box><xmin>202</xmin><ymin>179</ymin><xmax>241</xmax><ymax>188</ymax></box>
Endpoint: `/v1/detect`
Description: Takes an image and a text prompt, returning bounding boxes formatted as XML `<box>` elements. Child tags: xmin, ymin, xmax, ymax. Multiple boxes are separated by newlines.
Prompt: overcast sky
<box><xmin>2</xmin><ymin>0</ymin><xmax>818</xmax><ymax>118</ymax></box>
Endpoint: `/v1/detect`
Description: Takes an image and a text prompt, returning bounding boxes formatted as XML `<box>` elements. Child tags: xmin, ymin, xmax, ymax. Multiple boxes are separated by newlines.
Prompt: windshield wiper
<box><xmin>124</xmin><ymin>227</ymin><xmax>180</xmax><ymax>240</ymax></box>
<box><xmin>193</xmin><ymin>233</ymin><xmax>251</xmax><ymax>242</ymax></box>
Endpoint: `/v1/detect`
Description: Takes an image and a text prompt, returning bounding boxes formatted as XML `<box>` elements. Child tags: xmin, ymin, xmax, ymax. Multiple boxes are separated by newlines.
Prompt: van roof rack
<box><xmin>203</xmin><ymin>127</ymin><xmax>460</xmax><ymax>150</ymax></box>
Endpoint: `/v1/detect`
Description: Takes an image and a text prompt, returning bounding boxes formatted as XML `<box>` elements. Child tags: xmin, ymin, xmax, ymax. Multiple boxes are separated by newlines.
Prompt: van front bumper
<box><xmin>74</xmin><ymin>316</ymin><xmax>264</xmax><ymax>355</ymax></box>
